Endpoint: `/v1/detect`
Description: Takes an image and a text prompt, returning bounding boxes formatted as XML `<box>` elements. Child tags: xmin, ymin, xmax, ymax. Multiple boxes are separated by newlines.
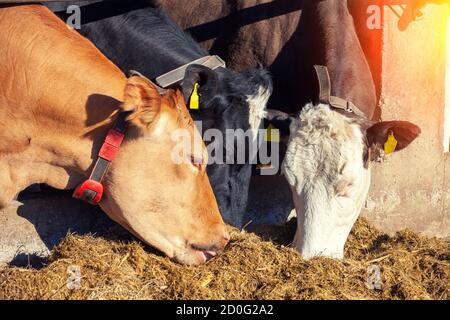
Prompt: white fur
<box><xmin>247</xmin><ymin>86</ymin><xmax>271</xmax><ymax>140</ymax></box>
<box><xmin>282</xmin><ymin>103</ymin><xmax>371</xmax><ymax>259</ymax></box>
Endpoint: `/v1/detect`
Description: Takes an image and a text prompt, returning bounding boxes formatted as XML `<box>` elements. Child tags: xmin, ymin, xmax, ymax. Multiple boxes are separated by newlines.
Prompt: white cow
<box><xmin>267</xmin><ymin>68</ymin><xmax>420</xmax><ymax>259</ymax></box>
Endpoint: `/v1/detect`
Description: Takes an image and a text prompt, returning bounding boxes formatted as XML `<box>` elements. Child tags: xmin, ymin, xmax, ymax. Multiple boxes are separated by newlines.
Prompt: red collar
<box><xmin>73</xmin><ymin>112</ymin><xmax>129</xmax><ymax>205</ymax></box>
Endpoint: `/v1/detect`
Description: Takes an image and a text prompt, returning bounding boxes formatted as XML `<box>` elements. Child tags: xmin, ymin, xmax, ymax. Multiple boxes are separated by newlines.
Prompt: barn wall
<box><xmin>361</xmin><ymin>4</ymin><xmax>450</xmax><ymax>237</ymax></box>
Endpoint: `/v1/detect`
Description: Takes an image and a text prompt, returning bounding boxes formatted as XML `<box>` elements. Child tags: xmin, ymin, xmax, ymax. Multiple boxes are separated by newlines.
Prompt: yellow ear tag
<box><xmin>264</xmin><ymin>123</ymin><xmax>280</xmax><ymax>143</ymax></box>
<box><xmin>189</xmin><ymin>82</ymin><xmax>200</xmax><ymax>110</ymax></box>
<box><xmin>384</xmin><ymin>131</ymin><xmax>398</xmax><ymax>155</ymax></box>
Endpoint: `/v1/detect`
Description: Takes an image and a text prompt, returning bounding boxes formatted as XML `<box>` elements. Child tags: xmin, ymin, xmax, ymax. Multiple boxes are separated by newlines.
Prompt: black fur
<box><xmin>47</xmin><ymin>0</ymin><xmax>273</xmax><ymax>228</ymax></box>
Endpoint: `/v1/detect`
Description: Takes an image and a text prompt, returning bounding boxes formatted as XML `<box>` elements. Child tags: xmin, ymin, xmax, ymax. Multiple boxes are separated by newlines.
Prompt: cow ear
<box><xmin>181</xmin><ymin>64</ymin><xmax>219</xmax><ymax>108</ymax></box>
<box><xmin>366</xmin><ymin>120</ymin><xmax>421</xmax><ymax>152</ymax></box>
<box><xmin>122</xmin><ymin>76</ymin><xmax>161</xmax><ymax>131</ymax></box>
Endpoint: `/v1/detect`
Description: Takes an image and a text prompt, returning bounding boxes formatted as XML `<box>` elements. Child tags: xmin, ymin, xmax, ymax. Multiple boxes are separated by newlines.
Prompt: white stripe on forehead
<box><xmin>247</xmin><ymin>86</ymin><xmax>271</xmax><ymax>140</ymax></box>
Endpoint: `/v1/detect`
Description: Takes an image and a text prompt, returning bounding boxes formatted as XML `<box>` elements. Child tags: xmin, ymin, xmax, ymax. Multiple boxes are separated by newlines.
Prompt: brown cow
<box><xmin>0</xmin><ymin>5</ymin><xmax>228</xmax><ymax>265</ymax></box>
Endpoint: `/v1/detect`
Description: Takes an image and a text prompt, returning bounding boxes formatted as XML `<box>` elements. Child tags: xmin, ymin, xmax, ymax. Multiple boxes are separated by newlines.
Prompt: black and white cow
<box><xmin>46</xmin><ymin>0</ymin><xmax>273</xmax><ymax>228</ymax></box>
<box><xmin>156</xmin><ymin>0</ymin><xmax>422</xmax><ymax>259</ymax></box>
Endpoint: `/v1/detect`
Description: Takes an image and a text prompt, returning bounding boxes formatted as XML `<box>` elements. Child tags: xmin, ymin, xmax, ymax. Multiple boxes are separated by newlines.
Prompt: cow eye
<box><xmin>189</xmin><ymin>155</ymin><xmax>203</xmax><ymax>170</ymax></box>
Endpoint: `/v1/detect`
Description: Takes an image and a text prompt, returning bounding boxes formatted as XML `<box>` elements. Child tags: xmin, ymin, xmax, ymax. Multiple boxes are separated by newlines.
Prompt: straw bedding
<box><xmin>0</xmin><ymin>218</ymin><xmax>448</xmax><ymax>300</ymax></box>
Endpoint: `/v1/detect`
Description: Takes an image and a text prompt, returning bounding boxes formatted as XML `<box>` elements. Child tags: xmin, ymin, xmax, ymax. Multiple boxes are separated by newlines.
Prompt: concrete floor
<box><xmin>0</xmin><ymin>175</ymin><xmax>294</xmax><ymax>267</ymax></box>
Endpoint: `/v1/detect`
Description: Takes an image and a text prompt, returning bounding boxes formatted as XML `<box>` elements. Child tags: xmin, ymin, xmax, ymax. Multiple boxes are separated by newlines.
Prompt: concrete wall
<box><xmin>361</xmin><ymin>4</ymin><xmax>450</xmax><ymax>237</ymax></box>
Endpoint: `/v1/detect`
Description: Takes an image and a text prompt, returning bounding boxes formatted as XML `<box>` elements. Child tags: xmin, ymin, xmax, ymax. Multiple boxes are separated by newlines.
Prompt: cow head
<box><xmin>267</xmin><ymin>104</ymin><xmax>420</xmax><ymax>259</ymax></box>
<box><xmin>99</xmin><ymin>76</ymin><xmax>229</xmax><ymax>265</ymax></box>
<box><xmin>182</xmin><ymin>65</ymin><xmax>273</xmax><ymax>228</ymax></box>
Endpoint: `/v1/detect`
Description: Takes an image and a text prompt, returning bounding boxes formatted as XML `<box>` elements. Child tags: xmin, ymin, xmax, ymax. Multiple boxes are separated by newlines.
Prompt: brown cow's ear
<box><xmin>366</xmin><ymin>120</ymin><xmax>421</xmax><ymax>152</ymax></box>
<box><xmin>122</xmin><ymin>76</ymin><xmax>161</xmax><ymax>130</ymax></box>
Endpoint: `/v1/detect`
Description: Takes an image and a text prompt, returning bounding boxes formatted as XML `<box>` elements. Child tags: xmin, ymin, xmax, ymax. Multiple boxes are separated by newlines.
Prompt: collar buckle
<box><xmin>73</xmin><ymin>179</ymin><xmax>104</xmax><ymax>205</ymax></box>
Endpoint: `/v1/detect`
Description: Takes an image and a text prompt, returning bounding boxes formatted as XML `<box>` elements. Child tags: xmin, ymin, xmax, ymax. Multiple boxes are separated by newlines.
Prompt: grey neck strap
<box><xmin>129</xmin><ymin>55</ymin><xmax>225</xmax><ymax>94</ymax></box>
<box><xmin>128</xmin><ymin>70</ymin><xmax>167</xmax><ymax>95</ymax></box>
<box><xmin>314</xmin><ymin>65</ymin><xmax>368</xmax><ymax>119</ymax></box>
<box><xmin>156</xmin><ymin>55</ymin><xmax>226</xmax><ymax>88</ymax></box>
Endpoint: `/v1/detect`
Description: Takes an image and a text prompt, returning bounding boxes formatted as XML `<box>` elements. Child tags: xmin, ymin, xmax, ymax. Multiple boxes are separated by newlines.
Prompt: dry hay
<box><xmin>0</xmin><ymin>218</ymin><xmax>448</xmax><ymax>300</ymax></box>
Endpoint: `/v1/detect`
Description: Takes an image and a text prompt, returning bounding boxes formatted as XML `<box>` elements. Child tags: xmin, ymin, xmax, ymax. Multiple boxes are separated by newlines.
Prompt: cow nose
<box><xmin>223</xmin><ymin>231</ymin><xmax>230</xmax><ymax>245</ymax></box>
<box><xmin>219</xmin><ymin>231</ymin><xmax>230</xmax><ymax>250</ymax></box>
<box><xmin>190</xmin><ymin>227</ymin><xmax>230</xmax><ymax>253</ymax></box>
<box><xmin>216</xmin><ymin>223</ymin><xmax>230</xmax><ymax>250</ymax></box>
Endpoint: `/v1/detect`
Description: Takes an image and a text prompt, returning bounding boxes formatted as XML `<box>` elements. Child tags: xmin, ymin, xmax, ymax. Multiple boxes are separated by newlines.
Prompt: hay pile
<box><xmin>0</xmin><ymin>218</ymin><xmax>448</xmax><ymax>300</ymax></box>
